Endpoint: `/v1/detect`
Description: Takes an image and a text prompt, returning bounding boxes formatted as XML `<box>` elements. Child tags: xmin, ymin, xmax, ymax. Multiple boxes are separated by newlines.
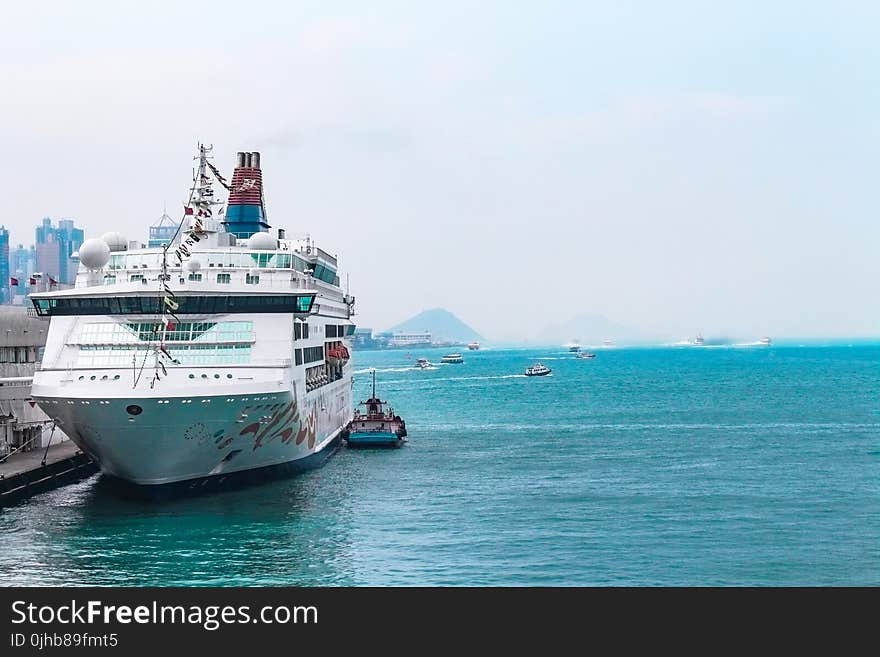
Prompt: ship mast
<box><xmin>149</xmin><ymin>143</ymin><xmax>225</xmax><ymax>389</ymax></box>
<box><xmin>189</xmin><ymin>143</ymin><xmax>224</xmax><ymax>231</ymax></box>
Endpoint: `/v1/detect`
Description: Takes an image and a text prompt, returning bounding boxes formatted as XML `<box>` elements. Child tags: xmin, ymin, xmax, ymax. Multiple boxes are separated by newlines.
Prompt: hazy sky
<box><xmin>2</xmin><ymin>1</ymin><xmax>878</xmax><ymax>340</ymax></box>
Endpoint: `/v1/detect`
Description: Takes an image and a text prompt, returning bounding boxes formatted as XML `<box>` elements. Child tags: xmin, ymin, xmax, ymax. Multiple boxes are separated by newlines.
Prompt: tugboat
<box><xmin>345</xmin><ymin>371</ymin><xmax>407</xmax><ymax>448</ymax></box>
<box><xmin>440</xmin><ymin>353</ymin><xmax>464</xmax><ymax>363</ymax></box>
<box><xmin>524</xmin><ymin>362</ymin><xmax>552</xmax><ymax>377</ymax></box>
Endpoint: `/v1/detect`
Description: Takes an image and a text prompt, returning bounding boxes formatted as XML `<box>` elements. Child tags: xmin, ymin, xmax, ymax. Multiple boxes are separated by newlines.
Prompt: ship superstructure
<box><xmin>29</xmin><ymin>145</ymin><xmax>355</xmax><ymax>491</ymax></box>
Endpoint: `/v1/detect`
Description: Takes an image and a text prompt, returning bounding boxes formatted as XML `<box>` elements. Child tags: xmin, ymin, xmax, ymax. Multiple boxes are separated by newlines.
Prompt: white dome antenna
<box><xmin>79</xmin><ymin>238</ymin><xmax>111</xmax><ymax>270</ymax></box>
<box><xmin>101</xmin><ymin>232</ymin><xmax>128</xmax><ymax>252</ymax></box>
<box><xmin>247</xmin><ymin>232</ymin><xmax>277</xmax><ymax>250</ymax></box>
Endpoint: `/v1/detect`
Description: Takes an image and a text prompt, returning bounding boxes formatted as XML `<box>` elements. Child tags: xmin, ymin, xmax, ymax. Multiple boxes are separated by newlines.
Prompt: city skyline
<box><xmin>1</xmin><ymin>217</ymin><xmax>84</xmax><ymax>303</ymax></box>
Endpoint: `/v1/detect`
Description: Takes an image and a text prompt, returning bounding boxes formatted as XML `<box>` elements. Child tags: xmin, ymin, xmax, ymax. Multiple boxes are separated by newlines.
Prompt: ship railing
<box><xmin>72</xmin><ymin>271</ymin><xmax>322</xmax><ymax>291</ymax></box>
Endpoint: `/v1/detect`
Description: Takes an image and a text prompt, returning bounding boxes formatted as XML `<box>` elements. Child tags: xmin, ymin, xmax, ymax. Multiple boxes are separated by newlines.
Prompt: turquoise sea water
<box><xmin>1</xmin><ymin>344</ymin><xmax>879</xmax><ymax>586</ymax></box>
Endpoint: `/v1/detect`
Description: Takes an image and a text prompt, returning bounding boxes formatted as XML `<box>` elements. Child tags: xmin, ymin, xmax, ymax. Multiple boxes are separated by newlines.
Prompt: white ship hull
<box><xmin>32</xmin><ymin>374</ymin><xmax>352</xmax><ymax>487</ymax></box>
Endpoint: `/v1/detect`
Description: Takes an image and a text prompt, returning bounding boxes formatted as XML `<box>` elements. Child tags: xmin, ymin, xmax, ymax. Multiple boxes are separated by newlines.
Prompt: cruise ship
<box><xmin>29</xmin><ymin>145</ymin><xmax>356</xmax><ymax>493</ymax></box>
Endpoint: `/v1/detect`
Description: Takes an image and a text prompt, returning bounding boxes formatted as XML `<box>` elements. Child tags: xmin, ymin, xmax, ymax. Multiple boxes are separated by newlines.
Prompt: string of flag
<box><xmin>206</xmin><ymin>161</ymin><xmax>230</xmax><ymax>190</ymax></box>
<box><xmin>172</xmin><ymin>216</ymin><xmax>209</xmax><ymax>265</ymax></box>
<box><xmin>137</xmin><ymin>149</ymin><xmax>229</xmax><ymax>388</ymax></box>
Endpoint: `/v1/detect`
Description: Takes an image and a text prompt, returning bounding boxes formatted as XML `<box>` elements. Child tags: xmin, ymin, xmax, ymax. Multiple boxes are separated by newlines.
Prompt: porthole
<box><xmin>189</xmin><ymin>374</ymin><xmax>195</xmax><ymax>379</ymax></box>
<box><xmin>214</xmin><ymin>374</ymin><xmax>220</xmax><ymax>379</ymax></box>
<box><xmin>126</xmin><ymin>404</ymin><xmax>143</xmax><ymax>416</ymax></box>
<box><xmin>227</xmin><ymin>374</ymin><xmax>233</xmax><ymax>379</ymax></box>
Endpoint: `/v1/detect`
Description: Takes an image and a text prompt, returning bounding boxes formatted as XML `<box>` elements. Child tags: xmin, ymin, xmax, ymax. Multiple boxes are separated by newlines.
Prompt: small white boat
<box><xmin>414</xmin><ymin>358</ymin><xmax>432</xmax><ymax>369</ymax></box>
<box><xmin>467</xmin><ymin>341</ymin><xmax>480</xmax><ymax>350</ymax></box>
<box><xmin>693</xmin><ymin>334</ymin><xmax>705</xmax><ymax>346</ymax></box>
<box><xmin>524</xmin><ymin>362</ymin><xmax>551</xmax><ymax>377</ymax></box>
<box><xmin>440</xmin><ymin>353</ymin><xmax>464</xmax><ymax>363</ymax></box>
<box><xmin>760</xmin><ymin>336</ymin><xmax>772</xmax><ymax>346</ymax></box>
<box><xmin>576</xmin><ymin>352</ymin><xmax>596</xmax><ymax>359</ymax></box>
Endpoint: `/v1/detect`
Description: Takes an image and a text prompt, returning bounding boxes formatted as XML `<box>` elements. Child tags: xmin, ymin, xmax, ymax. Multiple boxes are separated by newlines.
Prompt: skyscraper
<box><xmin>56</xmin><ymin>218</ymin><xmax>84</xmax><ymax>284</ymax></box>
<box><xmin>10</xmin><ymin>243</ymin><xmax>36</xmax><ymax>298</ymax></box>
<box><xmin>0</xmin><ymin>226</ymin><xmax>9</xmax><ymax>303</ymax></box>
<box><xmin>35</xmin><ymin>217</ymin><xmax>84</xmax><ymax>285</ymax></box>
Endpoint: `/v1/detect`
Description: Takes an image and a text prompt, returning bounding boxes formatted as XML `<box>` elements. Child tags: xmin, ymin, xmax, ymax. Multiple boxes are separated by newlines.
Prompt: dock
<box><xmin>0</xmin><ymin>441</ymin><xmax>98</xmax><ymax>508</ymax></box>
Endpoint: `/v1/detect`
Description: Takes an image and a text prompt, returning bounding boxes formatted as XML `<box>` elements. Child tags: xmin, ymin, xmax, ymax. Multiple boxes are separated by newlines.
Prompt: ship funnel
<box><xmin>223</xmin><ymin>150</ymin><xmax>270</xmax><ymax>238</ymax></box>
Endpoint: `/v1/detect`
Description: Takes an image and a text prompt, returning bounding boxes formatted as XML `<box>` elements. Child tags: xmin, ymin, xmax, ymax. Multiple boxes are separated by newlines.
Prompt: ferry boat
<box><xmin>28</xmin><ymin>145</ymin><xmax>356</xmax><ymax>494</ymax></box>
<box><xmin>467</xmin><ymin>341</ymin><xmax>480</xmax><ymax>350</ymax></box>
<box><xmin>524</xmin><ymin>363</ymin><xmax>551</xmax><ymax>377</ymax></box>
<box><xmin>440</xmin><ymin>353</ymin><xmax>463</xmax><ymax>364</ymax></box>
<box><xmin>345</xmin><ymin>370</ymin><xmax>407</xmax><ymax>448</ymax></box>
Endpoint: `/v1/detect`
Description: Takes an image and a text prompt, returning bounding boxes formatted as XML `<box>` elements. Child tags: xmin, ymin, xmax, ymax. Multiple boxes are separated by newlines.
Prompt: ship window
<box><xmin>303</xmin><ymin>323</ymin><xmax>309</xmax><ymax>339</ymax></box>
<box><xmin>216</xmin><ymin>273</ymin><xmax>231</xmax><ymax>284</ymax></box>
<box><xmin>303</xmin><ymin>346</ymin><xmax>323</xmax><ymax>363</ymax></box>
<box><xmin>294</xmin><ymin>322</ymin><xmax>302</xmax><ymax>340</ymax></box>
<box><xmin>188</xmin><ymin>273</ymin><xmax>203</xmax><ymax>282</ymax></box>
<box><xmin>326</xmin><ymin>325</ymin><xmax>337</xmax><ymax>338</ymax></box>
<box><xmin>31</xmin><ymin>294</ymin><xmax>315</xmax><ymax>316</ymax></box>
<box><xmin>76</xmin><ymin>344</ymin><xmax>253</xmax><ymax>367</ymax></box>
<box><xmin>246</xmin><ymin>274</ymin><xmax>260</xmax><ymax>284</ymax></box>
<box><xmin>295</xmin><ymin>349</ymin><xmax>303</xmax><ymax>366</ymax></box>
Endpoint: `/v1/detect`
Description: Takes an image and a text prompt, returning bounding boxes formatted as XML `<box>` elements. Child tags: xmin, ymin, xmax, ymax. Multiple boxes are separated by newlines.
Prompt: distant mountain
<box><xmin>386</xmin><ymin>308</ymin><xmax>484</xmax><ymax>343</ymax></box>
<box><xmin>538</xmin><ymin>312</ymin><xmax>649</xmax><ymax>345</ymax></box>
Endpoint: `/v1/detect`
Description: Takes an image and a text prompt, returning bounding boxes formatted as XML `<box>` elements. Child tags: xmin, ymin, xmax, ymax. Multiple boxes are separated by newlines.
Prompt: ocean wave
<box><xmin>353</xmin><ymin>367</ymin><xmax>415</xmax><ymax>374</ymax></box>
